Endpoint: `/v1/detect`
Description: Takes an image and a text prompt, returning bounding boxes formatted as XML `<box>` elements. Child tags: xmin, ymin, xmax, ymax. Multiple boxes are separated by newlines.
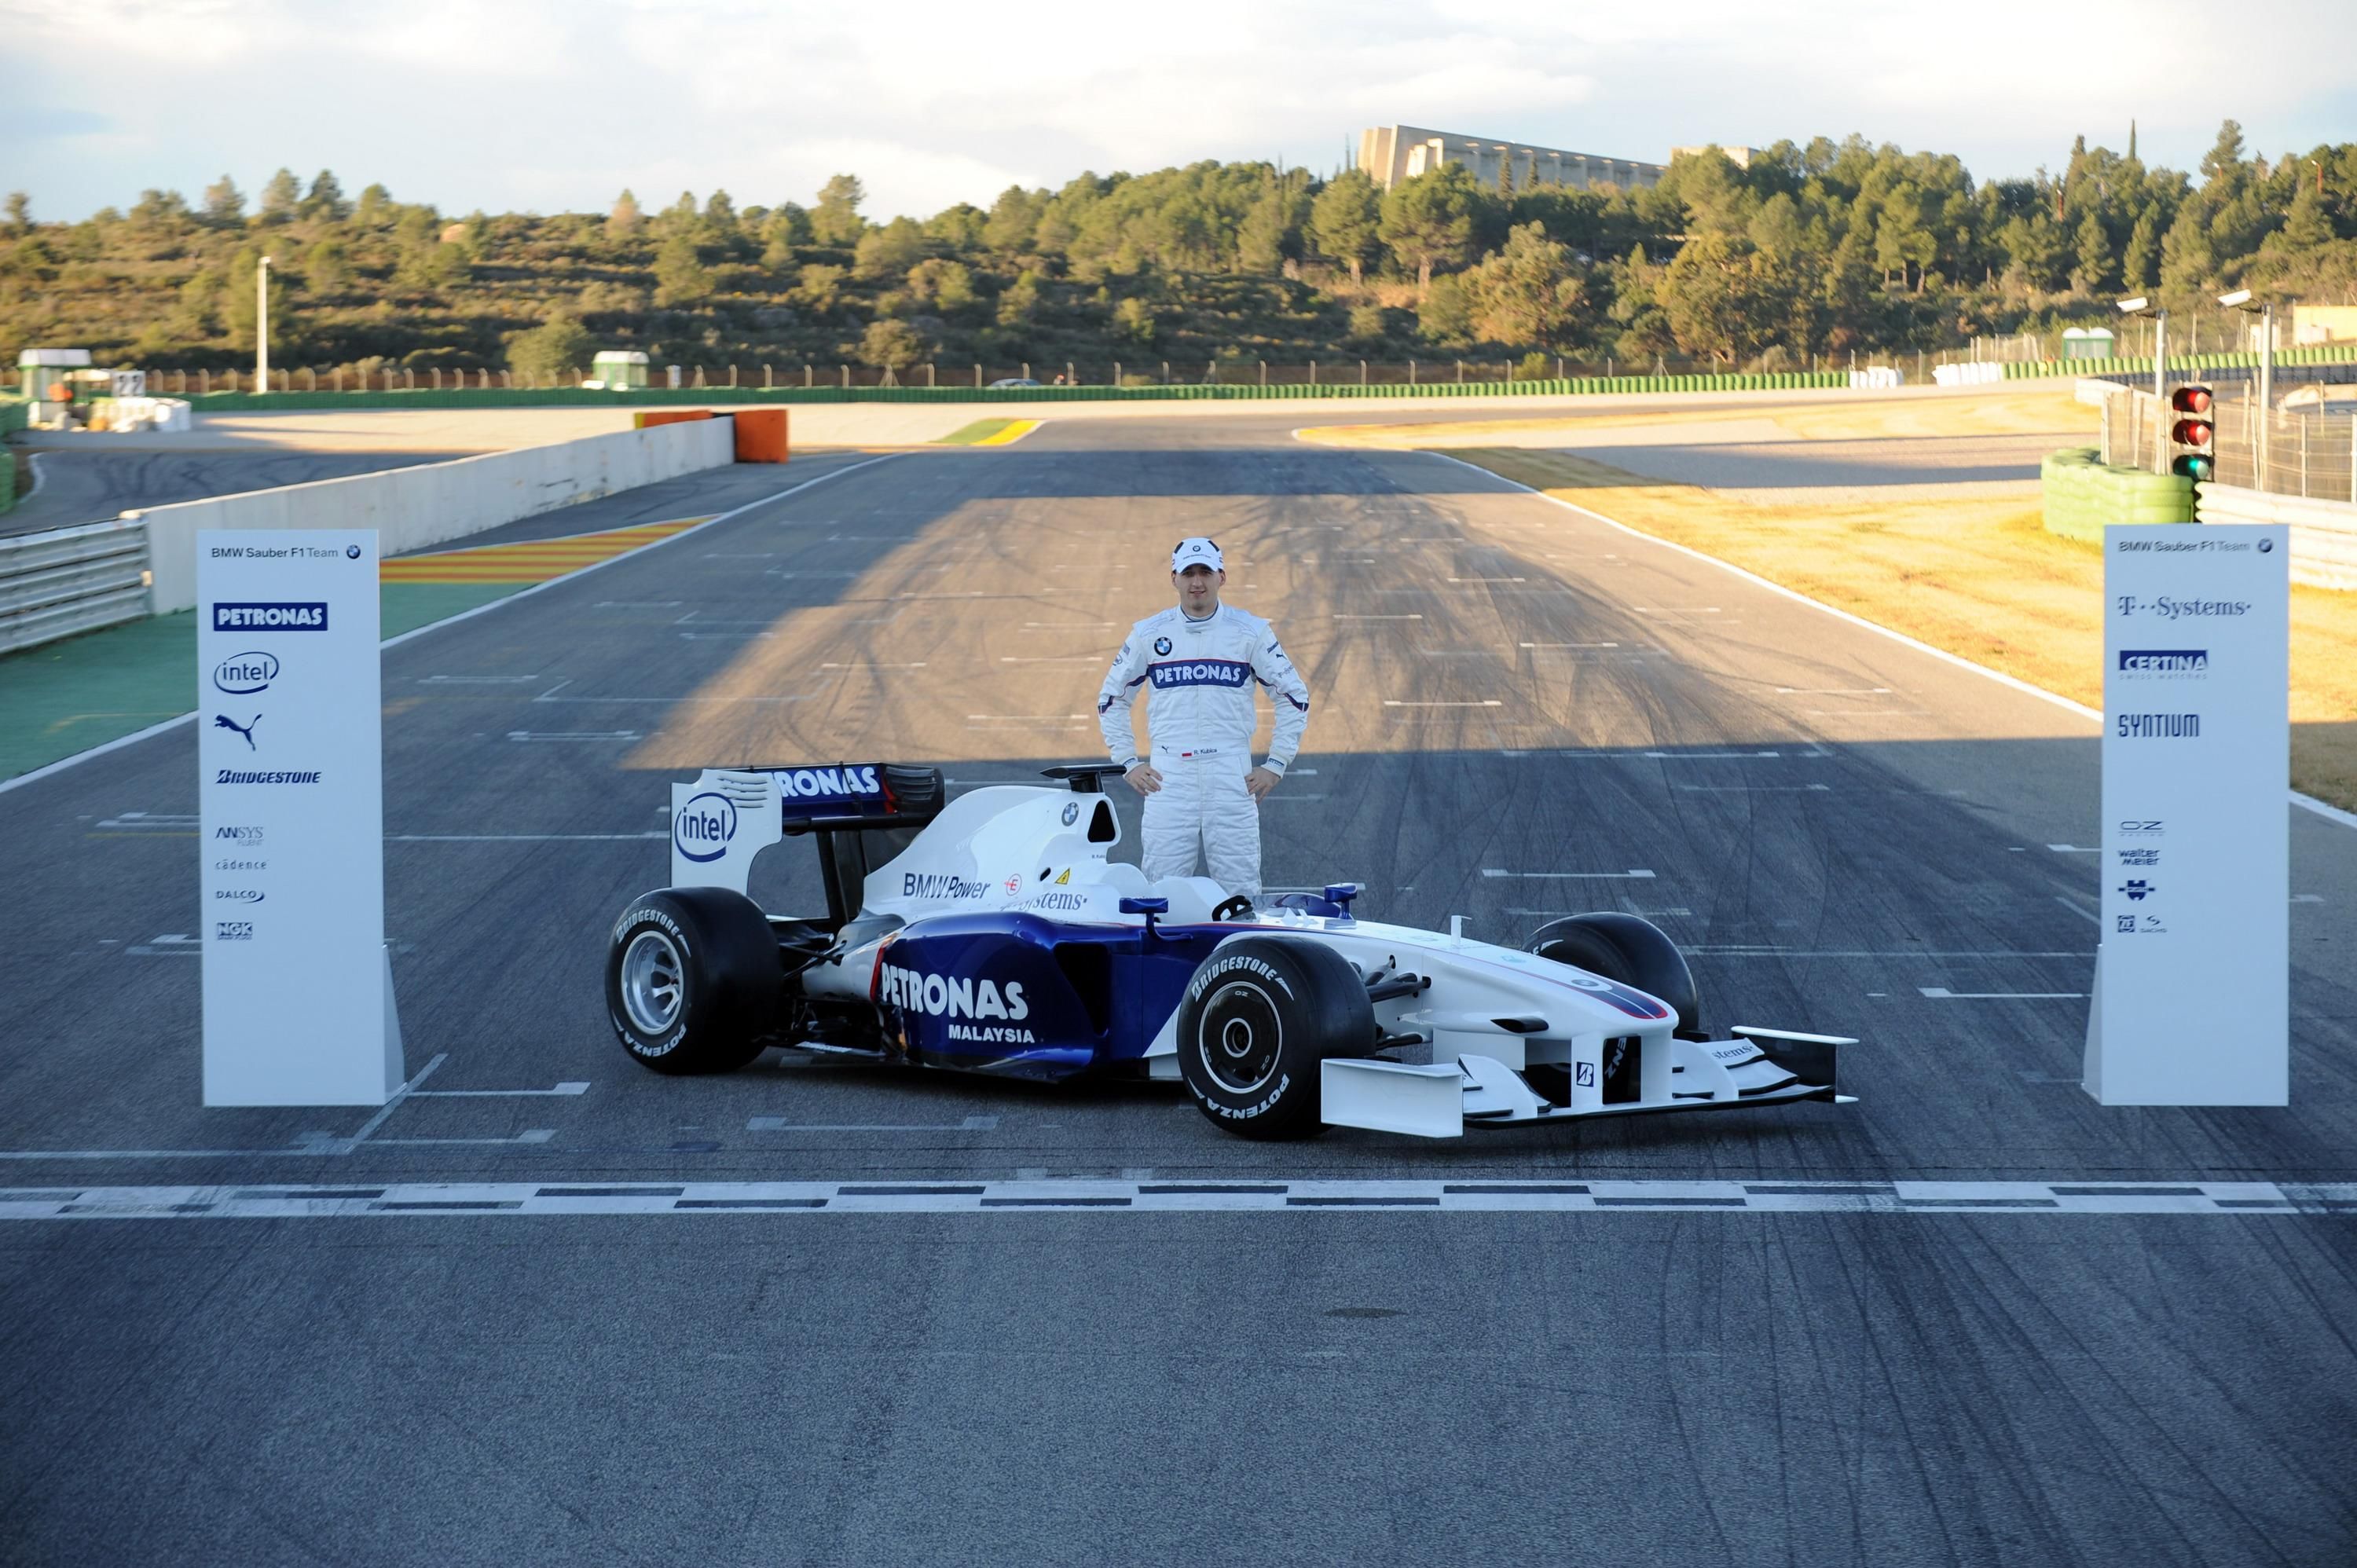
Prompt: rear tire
<box><xmin>1524</xmin><ymin>912</ymin><xmax>1705</xmax><ymax>1039</ymax></box>
<box><xmin>607</xmin><ymin>887</ymin><xmax>779</xmax><ymax>1074</ymax></box>
<box><xmin>1177</xmin><ymin>937</ymin><xmax>1374</xmax><ymax>1139</ymax></box>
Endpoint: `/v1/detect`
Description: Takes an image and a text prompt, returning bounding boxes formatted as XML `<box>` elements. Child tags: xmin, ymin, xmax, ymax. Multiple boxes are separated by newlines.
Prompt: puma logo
<box><xmin>214</xmin><ymin>713</ymin><xmax>261</xmax><ymax>750</ymax></box>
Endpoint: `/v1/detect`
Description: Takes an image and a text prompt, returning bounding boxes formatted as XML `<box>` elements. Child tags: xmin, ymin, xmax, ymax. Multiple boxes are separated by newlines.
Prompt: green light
<box><xmin>2171</xmin><ymin>454</ymin><xmax>2215</xmax><ymax>480</ymax></box>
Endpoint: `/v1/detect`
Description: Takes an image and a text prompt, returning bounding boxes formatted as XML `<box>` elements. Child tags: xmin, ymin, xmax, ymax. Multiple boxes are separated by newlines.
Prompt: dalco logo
<box><xmin>212</xmin><ymin>602</ymin><xmax>328</xmax><ymax>632</ymax></box>
<box><xmin>212</xmin><ymin>650</ymin><xmax>280</xmax><ymax>694</ymax></box>
<box><xmin>673</xmin><ymin>791</ymin><xmax>739</xmax><ymax>863</ymax></box>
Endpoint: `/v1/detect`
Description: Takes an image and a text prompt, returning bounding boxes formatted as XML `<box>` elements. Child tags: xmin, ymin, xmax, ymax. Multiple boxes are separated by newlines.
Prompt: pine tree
<box><xmin>202</xmin><ymin>175</ymin><xmax>244</xmax><ymax>226</ymax></box>
<box><xmin>258</xmin><ymin>168</ymin><xmax>301</xmax><ymax>222</ymax></box>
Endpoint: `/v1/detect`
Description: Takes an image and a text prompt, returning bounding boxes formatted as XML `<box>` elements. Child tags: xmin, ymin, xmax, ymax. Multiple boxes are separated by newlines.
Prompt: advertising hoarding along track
<box><xmin>197</xmin><ymin>530</ymin><xmax>403</xmax><ymax>1106</ymax></box>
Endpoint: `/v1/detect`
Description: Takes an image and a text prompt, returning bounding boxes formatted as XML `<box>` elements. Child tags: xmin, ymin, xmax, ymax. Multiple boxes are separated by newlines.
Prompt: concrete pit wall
<box><xmin>138</xmin><ymin>416</ymin><xmax>735</xmax><ymax>614</ymax></box>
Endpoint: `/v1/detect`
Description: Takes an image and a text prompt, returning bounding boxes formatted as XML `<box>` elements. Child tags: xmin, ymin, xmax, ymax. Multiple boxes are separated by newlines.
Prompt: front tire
<box><xmin>607</xmin><ymin>887</ymin><xmax>779</xmax><ymax>1073</ymax></box>
<box><xmin>1177</xmin><ymin>937</ymin><xmax>1374</xmax><ymax>1139</ymax></box>
<box><xmin>1524</xmin><ymin>912</ymin><xmax>1705</xmax><ymax>1039</ymax></box>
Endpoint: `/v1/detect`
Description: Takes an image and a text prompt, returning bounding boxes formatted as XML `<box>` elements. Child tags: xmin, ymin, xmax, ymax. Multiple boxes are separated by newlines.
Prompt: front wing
<box><xmin>1317</xmin><ymin>1026</ymin><xmax>1854</xmax><ymax>1139</ymax></box>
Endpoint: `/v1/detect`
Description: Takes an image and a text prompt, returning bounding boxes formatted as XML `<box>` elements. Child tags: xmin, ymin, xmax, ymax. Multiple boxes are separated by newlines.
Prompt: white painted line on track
<box><xmin>2055</xmin><ymin>896</ymin><xmax>2100</xmax><ymax>925</ymax></box>
<box><xmin>0</xmin><ymin>456</ymin><xmax>901</xmax><ymax>799</ymax></box>
<box><xmin>1483</xmin><ymin>868</ymin><xmax>1655</xmax><ymax>880</ymax></box>
<box><xmin>1334</xmin><ymin>614</ymin><xmax>1424</xmax><ymax>620</ymax></box>
<box><xmin>2047</xmin><ymin>844</ymin><xmax>2101</xmax><ymax>853</ymax></box>
<box><xmin>506</xmin><ymin>731</ymin><xmax>639</xmax><ymax>742</ymax></box>
<box><xmin>1385</xmin><ymin>700</ymin><xmax>1501</xmax><ymax>707</ymax></box>
<box><xmin>419</xmin><ymin>675</ymin><xmax>542</xmax><ymax>684</ymax></box>
<box><xmin>4</xmin><ymin>1178</ymin><xmax>2348</xmax><ymax>1220</ymax></box>
<box><xmin>1416</xmin><ymin>452</ymin><xmax>2357</xmax><ymax>834</ymax></box>
<box><xmin>1919</xmin><ymin>987</ymin><xmax>2088</xmax><ymax>999</ymax></box>
<box><xmin>410</xmin><ymin>1083</ymin><xmax>590</xmax><ymax>1098</ymax></box>
<box><xmin>390</xmin><ymin>833</ymin><xmax>666</xmax><ymax>842</ymax></box>
<box><xmin>747</xmin><ymin>1116</ymin><xmax>999</xmax><ymax>1132</ymax></box>
<box><xmin>1674</xmin><ymin>782</ymin><xmax>1831</xmax><ymax>792</ymax></box>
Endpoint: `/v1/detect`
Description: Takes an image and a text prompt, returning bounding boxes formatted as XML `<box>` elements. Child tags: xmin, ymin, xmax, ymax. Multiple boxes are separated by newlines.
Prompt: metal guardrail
<box><xmin>0</xmin><ymin>518</ymin><xmax>152</xmax><ymax>654</ymax></box>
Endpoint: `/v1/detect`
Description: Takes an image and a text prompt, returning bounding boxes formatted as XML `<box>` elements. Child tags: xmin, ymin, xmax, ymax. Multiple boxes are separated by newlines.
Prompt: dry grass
<box><xmin>1299</xmin><ymin>383</ymin><xmax>2099</xmax><ymax>449</ymax></box>
<box><xmin>1455</xmin><ymin>448</ymin><xmax>2357</xmax><ymax>813</ymax></box>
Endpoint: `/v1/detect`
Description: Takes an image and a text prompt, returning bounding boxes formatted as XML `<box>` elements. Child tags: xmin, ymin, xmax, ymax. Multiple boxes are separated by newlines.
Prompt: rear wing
<box><xmin>670</xmin><ymin>763</ymin><xmax>945</xmax><ymax>925</ymax></box>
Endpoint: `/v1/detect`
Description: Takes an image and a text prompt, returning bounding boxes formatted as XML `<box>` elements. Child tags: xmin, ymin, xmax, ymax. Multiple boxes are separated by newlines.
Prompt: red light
<box><xmin>2172</xmin><ymin>418</ymin><xmax>2214</xmax><ymax>445</ymax></box>
<box><xmin>2171</xmin><ymin>386</ymin><xmax>2213</xmax><ymax>414</ymax></box>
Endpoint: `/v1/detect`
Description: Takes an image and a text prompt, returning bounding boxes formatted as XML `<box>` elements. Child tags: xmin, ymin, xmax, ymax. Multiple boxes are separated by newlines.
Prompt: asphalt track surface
<box><xmin>4</xmin><ymin>419</ymin><xmax>2355</xmax><ymax>1566</ymax></box>
<box><xmin>3</xmin><ymin>447</ymin><xmax>459</xmax><ymax>536</ymax></box>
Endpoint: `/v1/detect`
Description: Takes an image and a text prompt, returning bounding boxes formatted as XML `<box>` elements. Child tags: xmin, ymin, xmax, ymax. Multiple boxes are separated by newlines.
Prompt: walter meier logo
<box><xmin>673</xmin><ymin>791</ymin><xmax>738</xmax><ymax>863</ymax></box>
<box><xmin>213</xmin><ymin>601</ymin><xmax>328</xmax><ymax>632</ymax></box>
<box><xmin>213</xmin><ymin>650</ymin><xmax>280</xmax><ymax>694</ymax></box>
<box><xmin>2117</xmin><ymin>649</ymin><xmax>2209</xmax><ymax>676</ymax></box>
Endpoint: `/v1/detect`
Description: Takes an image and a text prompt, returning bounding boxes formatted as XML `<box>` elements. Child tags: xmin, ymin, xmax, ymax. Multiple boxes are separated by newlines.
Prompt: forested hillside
<box><xmin>2</xmin><ymin>121</ymin><xmax>2352</xmax><ymax>381</ymax></box>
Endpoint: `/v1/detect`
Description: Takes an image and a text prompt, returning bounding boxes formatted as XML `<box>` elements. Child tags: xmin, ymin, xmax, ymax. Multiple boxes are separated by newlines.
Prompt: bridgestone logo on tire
<box><xmin>614</xmin><ymin>907</ymin><xmax>682</xmax><ymax>943</ymax></box>
<box><xmin>1189</xmin><ymin>951</ymin><xmax>1293</xmax><ymax>1003</ymax></box>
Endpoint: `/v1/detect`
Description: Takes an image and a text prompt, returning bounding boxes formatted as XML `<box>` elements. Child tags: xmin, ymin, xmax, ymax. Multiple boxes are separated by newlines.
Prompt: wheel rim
<box><xmin>1197</xmin><ymin>980</ymin><xmax>1282</xmax><ymax>1096</ymax></box>
<box><xmin>619</xmin><ymin>929</ymin><xmax>686</xmax><ymax>1036</ymax></box>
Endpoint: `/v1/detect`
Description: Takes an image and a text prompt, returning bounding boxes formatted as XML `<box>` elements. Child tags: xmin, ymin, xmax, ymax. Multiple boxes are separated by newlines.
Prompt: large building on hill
<box><xmin>1356</xmin><ymin>125</ymin><xmax>1670</xmax><ymax>192</ymax></box>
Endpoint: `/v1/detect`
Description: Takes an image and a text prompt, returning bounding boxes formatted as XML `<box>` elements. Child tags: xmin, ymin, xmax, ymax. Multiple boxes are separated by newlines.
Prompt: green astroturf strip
<box><xmin>933</xmin><ymin>418</ymin><xmax>1021</xmax><ymax>445</ymax></box>
<box><xmin>0</xmin><ymin>584</ymin><xmax>530</xmax><ymax>782</ymax></box>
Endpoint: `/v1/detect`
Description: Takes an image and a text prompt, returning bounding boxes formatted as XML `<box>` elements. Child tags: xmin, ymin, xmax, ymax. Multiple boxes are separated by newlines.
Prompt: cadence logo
<box><xmin>212</xmin><ymin>650</ymin><xmax>280</xmax><ymax>694</ymax></box>
<box><xmin>2118</xmin><ymin>649</ymin><xmax>2209</xmax><ymax>676</ymax></box>
<box><xmin>212</xmin><ymin>602</ymin><xmax>328</xmax><ymax>632</ymax></box>
<box><xmin>673</xmin><ymin>791</ymin><xmax>738</xmax><ymax>862</ymax></box>
<box><xmin>2116</xmin><ymin>712</ymin><xmax>2201</xmax><ymax>738</ymax></box>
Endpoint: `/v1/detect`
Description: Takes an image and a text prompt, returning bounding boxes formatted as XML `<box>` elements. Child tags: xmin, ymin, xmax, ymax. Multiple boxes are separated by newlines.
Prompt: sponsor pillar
<box><xmin>198</xmin><ymin>529</ymin><xmax>403</xmax><ymax>1105</ymax></box>
<box><xmin>2084</xmin><ymin>522</ymin><xmax>2289</xmax><ymax>1105</ymax></box>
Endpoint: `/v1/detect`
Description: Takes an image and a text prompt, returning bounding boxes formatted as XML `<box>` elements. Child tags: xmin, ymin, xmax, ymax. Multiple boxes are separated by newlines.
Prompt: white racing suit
<box><xmin>1097</xmin><ymin>604</ymin><xmax>1310</xmax><ymax>901</ymax></box>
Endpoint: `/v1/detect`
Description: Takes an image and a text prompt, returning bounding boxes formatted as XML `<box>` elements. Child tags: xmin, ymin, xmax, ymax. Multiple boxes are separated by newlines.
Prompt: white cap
<box><xmin>1171</xmin><ymin>537</ymin><xmax>1224</xmax><ymax>572</ymax></box>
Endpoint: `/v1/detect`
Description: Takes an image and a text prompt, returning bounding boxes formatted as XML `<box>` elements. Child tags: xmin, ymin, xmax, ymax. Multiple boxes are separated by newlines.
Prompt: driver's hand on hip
<box><xmin>1245</xmin><ymin>766</ymin><xmax>1280</xmax><ymax>800</ymax></box>
<box><xmin>1125</xmin><ymin>763</ymin><xmax>1164</xmax><ymax>795</ymax></box>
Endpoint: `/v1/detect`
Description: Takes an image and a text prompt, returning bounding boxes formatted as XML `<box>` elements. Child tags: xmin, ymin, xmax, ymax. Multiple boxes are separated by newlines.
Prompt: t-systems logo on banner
<box><xmin>2117</xmin><ymin>649</ymin><xmax>2209</xmax><ymax>679</ymax></box>
<box><xmin>213</xmin><ymin>602</ymin><xmax>329</xmax><ymax>632</ymax></box>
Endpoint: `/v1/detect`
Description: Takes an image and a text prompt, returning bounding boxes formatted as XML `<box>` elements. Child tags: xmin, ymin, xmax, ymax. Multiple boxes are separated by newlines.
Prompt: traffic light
<box><xmin>2169</xmin><ymin>384</ymin><xmax>2215</xmax><ymax>480</ymax></box>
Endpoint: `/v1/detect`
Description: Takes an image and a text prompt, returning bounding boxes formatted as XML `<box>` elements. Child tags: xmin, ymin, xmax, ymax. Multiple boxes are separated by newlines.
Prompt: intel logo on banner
<box><xmin>673</xmin><ymin>791</ymin><xmax>739</xmax><ymax>862</ymax></box>
<box><xmin>2119</xmin><ymin>649</ymin><xmax>2209</xmax><ymax>676</ymax></box>
<box><xmin>213</xmin><ymin>651</ymin><xmax>280</xmax><ymax>694</ymax></box>
<box><xmin>214</xmin><ymin>602</ymin><xmax>328</xmax><ymax>632</ymax></box>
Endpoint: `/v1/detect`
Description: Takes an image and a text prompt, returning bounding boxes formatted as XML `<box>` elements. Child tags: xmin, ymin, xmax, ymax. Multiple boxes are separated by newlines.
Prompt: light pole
<box><xmin>2220</xmin><ymin>288</ymin><xmax>2274</xmax><ymax>492</ymax></box>
<box><xmin>255</xmin><ymin>255</ymin><xmax>273</xmax><ymax>394</ymax></box>
<box><xmin>2118</xmin><ymin>295</ymin><xmax>2165</xmax><ymax>474</ymax></box>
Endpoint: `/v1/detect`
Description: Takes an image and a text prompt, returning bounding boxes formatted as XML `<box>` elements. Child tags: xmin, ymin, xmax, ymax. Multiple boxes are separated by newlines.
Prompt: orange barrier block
<box><xmin>634</xmin><ymin>408</ymin><xmax>713</xmax><ymax>430</ymax></box>
<box><xmin>734</xmin><ymin>407</ymin><xmax>789</xmax><ymax>463</ymax></box>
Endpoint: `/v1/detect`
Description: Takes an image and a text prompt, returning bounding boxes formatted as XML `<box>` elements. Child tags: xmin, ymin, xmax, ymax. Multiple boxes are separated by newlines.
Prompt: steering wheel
<box><xmin>1210</xmin><ymin>895</ymin><xmax>1256</xmax><ymax>923</ymax></box>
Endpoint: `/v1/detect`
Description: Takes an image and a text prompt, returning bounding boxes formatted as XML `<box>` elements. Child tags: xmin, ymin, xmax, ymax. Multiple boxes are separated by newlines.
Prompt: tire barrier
<box><xmin>1934</xmin><ymin>361</ymin><xmax>2009</xmax><ymax>387</ymax></box>
<box><xmin>2041</xmin><ymin>447</ymin><xmax>2194</xmax><ymax>543</ymax></box>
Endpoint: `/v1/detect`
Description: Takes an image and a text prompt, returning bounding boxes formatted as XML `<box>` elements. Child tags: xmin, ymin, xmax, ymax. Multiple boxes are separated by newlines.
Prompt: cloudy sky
<box><xmin>7</xmin><ymin>0</ymin><xmax>2353</xmax><ymax>223</ymax></box>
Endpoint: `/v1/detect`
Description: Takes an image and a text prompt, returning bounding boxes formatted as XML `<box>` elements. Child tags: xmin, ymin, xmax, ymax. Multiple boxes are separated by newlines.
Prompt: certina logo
<box><xmin>673</xmin><ymin>791</ymin><xmax>738</xmax><ymax>863</ymax></box>
<box><xmin>2118</xmin><ymin>649</ymin><xmax>2209</xmax><ymax>676</ymax></box>
<box><xmin>1149</xmin><ymin>659</ymin><xmax>1252</xmax><ymax>691</ymax></box>
<box><xmin>216</xmin><ymin>768</ymin><xmax>319</xmax><ymax>783</ymax></box>
<box><xmin>875</xmin><ymin>961</ymin><xmax>1030</xmax><ymax>1024</ymax></box>
<box><xmin>214</xmin><ymin>888</ymin><xmax>265</xmax><ymax>903</ymax></box>
<box><xmin>212</xmin><ymin>651</ymin><xmax>280</xmax><ymax>694</ymax></box>
<box><xmin>2116</xmin><ymin>713</ymin><xmax>2200</xmax><ymax>738</ymax></box>
<box><xmin>211</xmin><ymin>602</ymin><xmax>328</xmax><ymax>632</ymax></box>
<box><xmin>2113</xmin><ymin>596</ymin><xmax>2249</xmax><ymax>621</ymax></box>
<box><xmin>903</xmin><ymin>872</ymin><xmax>989</xmax><ymax>900</ymax></box>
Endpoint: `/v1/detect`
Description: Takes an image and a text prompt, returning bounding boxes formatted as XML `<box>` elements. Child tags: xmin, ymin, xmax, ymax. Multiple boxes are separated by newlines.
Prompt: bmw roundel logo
<box><xmin>2258</xmin><ymin>537</ymin><xmax>2275</xmax><ymax>553</ymax></box>
<box><xmin>1061</xmin><ymin>800</ymin><xmax>1080</xmax><ymax>825</ymax></box>
<box><xmin>1153</xmin><ymin>636</ymin><xmax>1172</xmax><ymax>656</ymax></box>
<box><xmin>345</xmin><ymin>544</ymin><xmax>362</xmax><ymax>559</ymax></box>
<box><xmin>1564</xmin><ymin>974</ymin><xmax>1612</xmax><ymax>991</ymax></box>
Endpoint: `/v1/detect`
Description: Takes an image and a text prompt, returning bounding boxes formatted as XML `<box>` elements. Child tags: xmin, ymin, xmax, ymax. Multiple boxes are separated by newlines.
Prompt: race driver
<box><xmin>1096</xmin><ymin>537</ymin><xmax>1310</xmax><ymax>903</ymax></box>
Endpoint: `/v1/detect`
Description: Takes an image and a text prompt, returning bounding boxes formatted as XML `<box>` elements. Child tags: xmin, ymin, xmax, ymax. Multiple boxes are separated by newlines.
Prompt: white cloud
<box><xmin>3</xmin><ymin>0</ymin><xmax>2351</xmax><ymax>221</ymax></box>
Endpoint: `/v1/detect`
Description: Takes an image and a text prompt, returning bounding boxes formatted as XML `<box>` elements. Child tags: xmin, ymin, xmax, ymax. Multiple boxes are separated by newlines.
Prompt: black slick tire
<box><xmin>606</xmin><ymin>886</ymin><xmax>779</xmax><ymax>1074</ymax></box>
<box><xmin>1523</xmin><ymin>912</ymin><xmax>1705</xmax><ymax>1039</ymax></box>
<box><xmin>1176</xmin><ymin>936</ymin><xmax>1374</xmax><ymax>1140</ymax></box>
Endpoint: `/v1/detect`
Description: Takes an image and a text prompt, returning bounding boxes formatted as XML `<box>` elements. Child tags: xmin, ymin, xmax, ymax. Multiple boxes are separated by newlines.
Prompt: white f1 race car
<box><xmin>604</xmin><ymin>762</ymin><xmax>1855</xmax><ymax>1139</ymax></box>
